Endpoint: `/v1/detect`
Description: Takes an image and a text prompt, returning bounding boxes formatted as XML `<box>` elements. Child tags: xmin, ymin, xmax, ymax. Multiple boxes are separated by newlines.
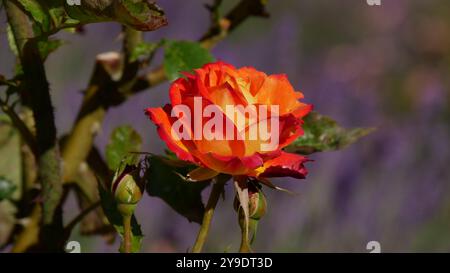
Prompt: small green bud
<box><xmin>111</xmin><ymin>165</ymin><xmax>143</xmax><ymax>216</ymax></box>
<box><xmin>248</xmin><ymin>190</ymin><xmax>267</xmax><ymax>220</ymax></box>
<box><xmin>233</xmin><ymin>182</ymin><xmax>267</xmax><ymax>220</ymax></box>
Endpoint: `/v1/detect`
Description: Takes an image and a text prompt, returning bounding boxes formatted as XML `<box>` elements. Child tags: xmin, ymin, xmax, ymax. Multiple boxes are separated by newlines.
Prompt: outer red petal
<box><xmin>292</xmin><ymin>103</ymin><xmax>313</xmax><ymax>119</ymax></box>
<box><xmin>145</xmin><ymin>106</ymin><xmax>196</xmax><ymax>163</ymax></box>
<box><xmin>257</xmin><ymin>152</ymin><xmax>309</xmax><ymax>179</ymax></box>
<box><xmin>194</xmin><ymin>152</ymin><xmax>264</xmax><ymax>176</ymax></box>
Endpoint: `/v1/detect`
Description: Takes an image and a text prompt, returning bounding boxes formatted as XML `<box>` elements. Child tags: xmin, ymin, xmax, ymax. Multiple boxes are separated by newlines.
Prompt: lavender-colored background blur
<box><xmin>1</xmin><ymin>0</ymin><xmax>450</xmax><ymax>252</ymax></box>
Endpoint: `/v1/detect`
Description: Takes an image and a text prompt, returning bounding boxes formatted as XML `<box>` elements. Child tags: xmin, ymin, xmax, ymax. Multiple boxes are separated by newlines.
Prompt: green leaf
<box><xmin>130</xmin><ymin>42</ymin><xmax>160</xmax><ymax>62</ymax></box>
<box><xmin>105</xmin><ymin>125</ymin><xmax>142</xmax><ymax>171</ymax></box>
<box><xmin>5</xmin><ymin>24</ymin><xmax>22</xmax><ymax>73</ymax></box>
<box><xmin>38</xmin><ymin>38</ymin><xmax>63</xmax><ymax>60</ymax></box>
<box><xmin>46</xmin><ymin>2</ymin><xmax>68</xmax><ymax>29</ymax></box>
<box><xmin>0</xmin><ymin>116</ymin><xmax>22</xmax><ymax>201</ymax></box>
<box><xmin>16</xmin><ymin>0</ymin><xmax>51</xmax><ymax>32</ymax></box>
<box><xmin>0</xmin><ymin>178</ymin><xmax>17</xmax><ymax>201</ymax></box>
<box><xmin>6</xmin><ymin>24</ymin><xmax>18</xmax><ymax>57</ymax></box>
<box><xmin>285</xmin><ymin>111</ymin><xmax>375</xmax><ymax>155</ymax></box>
<box><xmin>117</xmin><ymin>0</ymin><xmax>167</xmax><ymax>31</ymax></box>
<box><xmin>144</xmin><ymin>156</ymin><xmax>211</xmax><ymax>224</ymax></box>
<box><xmin>12</xmin><ymin>1</ymin><xmax>166</xmax><ymax>38</ymax></box>
<box><xmin>98</xmin><ymin>184</ymin><xmax>143</xmax><ymax>253</ymax></box>
<box><xmin>0</xmin><ymin>116</ymin><xmax>21</xmax><ymax>247</ymax></box>
<box><xmin>163</xmin><ymin>40</ymin><xmax>215</xmax><ymax>81</ymax></box>
<box><xmin>51</xmin><ymin>0</ymin><xmax>167</xmax><ymax>32</ymax></box>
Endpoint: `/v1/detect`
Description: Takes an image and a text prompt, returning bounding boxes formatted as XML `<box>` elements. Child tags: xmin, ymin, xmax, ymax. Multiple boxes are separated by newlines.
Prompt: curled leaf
<box><xmin>286</xmin><ymin>111</ymin><xmax>375</xmax><ymax>155</ymax></box>
<box><xmin>15</xmin><ymin>0</ymin><xmax>168</xmax><ymax>36</ymax></box>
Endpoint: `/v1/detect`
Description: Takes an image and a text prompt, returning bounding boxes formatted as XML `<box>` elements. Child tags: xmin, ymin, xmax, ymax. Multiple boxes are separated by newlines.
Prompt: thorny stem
<box><xmin>4</xmin><ymin>0</ymin><xmax>63</xmax><ymax>226</ymax></box>
<box><xmin>61</xmin><ymin>67</ymin><xmax>108</xmax><ymax>183</ymax></box>
<box><xmin>73</xmin><ymin>160</ymin><xmax>111</xmax><ymax>235</ymax></box>
<box><xmin>192</xmin><ymin>178</ymin><xmax>226</xmax><ymax>253</ymax></box>
<box><xmin>122</xmin><ymin>26</ymin><xmax>142</xmax><ymax>78</ymax></box>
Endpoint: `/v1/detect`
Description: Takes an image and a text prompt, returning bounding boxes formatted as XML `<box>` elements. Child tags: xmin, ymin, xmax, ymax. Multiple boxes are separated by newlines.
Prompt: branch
<box><xmin>86</xmin><ymin>145</ymin><xmax>112</xmax><ymax>185</ymax></box>
<box><xmin>0</xmin><ymin>97</ymin><xmax>37</xmax><ymax>155</ymax></box>
<box><xmin>64</xmin><ymin>200</ymin><xmax>101</xmax><ymax>234</ymax></box>
<box><xmin>11</xmin><ymin>205</ymin><xmax>41</xmax><ymax>253</ymax></box>
<box><xmin>4</xmin><ymin>0</ymin><xmax>63</xmax><ymax>225</ymax></box>
<box><xmin>0</xmin><ymin>75</ymin><xmax>18</xmax><ymax>87</ymax></box>
<box><xmin>61</xmin><ymin>53</ymin><xmax>116</xmax><ymax>182</ymax></box>
<box><xmin>73</xmin><ymin>155</ymin><xmax>112</xmax><ymax>235</ymax></box>
<box><xmin>121</xmin><ymin>26</ymin><xmax>142</xmax><ymax>81</ymax></box>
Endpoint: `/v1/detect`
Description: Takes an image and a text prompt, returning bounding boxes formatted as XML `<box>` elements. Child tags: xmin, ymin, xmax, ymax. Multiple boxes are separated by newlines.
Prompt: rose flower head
<box><xmin>146</xmin><ymin>61</ymin><xmax>312</xmax><ymax>179</ymax></box>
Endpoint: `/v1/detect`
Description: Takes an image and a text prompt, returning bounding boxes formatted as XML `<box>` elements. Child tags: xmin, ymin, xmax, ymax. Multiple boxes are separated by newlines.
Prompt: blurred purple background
<box><xmin>1</xmin><ymin>0</ymin><xmax>450</xmax><ymax>252</ymax></box>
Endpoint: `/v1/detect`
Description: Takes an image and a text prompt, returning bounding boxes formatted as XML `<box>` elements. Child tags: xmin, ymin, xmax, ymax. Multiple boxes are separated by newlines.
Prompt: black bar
<box><xmin>0</xmin><ymin>253</ymin><xmax>447</xmax><ymax>272</ymax></box>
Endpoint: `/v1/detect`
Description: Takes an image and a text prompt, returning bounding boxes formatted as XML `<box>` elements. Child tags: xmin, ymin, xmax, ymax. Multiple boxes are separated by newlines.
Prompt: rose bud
<box><xmin>111</xmin><ymin>165</ymin><xmax>143</xmax><ymax>216</ymax></box>
<box><xmin>234</xmin><ymin>182</ymin><xmax>267</xmax><ymax>221</ymax></box>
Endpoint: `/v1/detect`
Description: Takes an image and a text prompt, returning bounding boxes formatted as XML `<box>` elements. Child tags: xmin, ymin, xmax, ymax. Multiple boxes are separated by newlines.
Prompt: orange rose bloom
<box><xmin>146</xmin><ymin>61</ymin><xmax>312</xmax><ymax>179</ymax></box>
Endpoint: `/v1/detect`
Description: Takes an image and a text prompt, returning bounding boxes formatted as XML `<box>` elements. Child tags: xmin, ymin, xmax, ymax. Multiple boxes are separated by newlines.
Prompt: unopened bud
<box><xmin>111</xmin><ymin>165</ymin><xmax>143</xmax><ymax>216</ymax></box>
<box><xmin>234</xmin><ymin>183</ymin><xmax>267</xmax><ymax>220</ymax></box>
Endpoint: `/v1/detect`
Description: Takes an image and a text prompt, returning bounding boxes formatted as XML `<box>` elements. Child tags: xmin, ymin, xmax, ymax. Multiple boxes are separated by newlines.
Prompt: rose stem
<box><xmin>123</xmin><ymin>214</ymin><xmax>132</xmax><ymax>253</ymax></box>
<box><xmin>239</xmin><ymin>220</ymin><xmax>251</xmax><ymax>253</ymax></box>
<box><xmin>192</xmin><ymin>178</ymin><xmax>226</xmax><ymax>253</ymax></box>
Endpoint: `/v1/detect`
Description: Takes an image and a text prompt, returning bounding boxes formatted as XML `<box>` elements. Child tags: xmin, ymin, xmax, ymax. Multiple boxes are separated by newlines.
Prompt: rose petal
<box><xmin>256</xmin><ymin>152</ymin><xmax>309</xmax><ymax>179</ymax></box>
<box><xmin>145</xmin><ymin>106</ymin><xmax>195</xmax><ymax>162</ymax></box>
<box><xmin>238</xmin><ymin>66</ymin><xmax>267</xmax><ymax>97</ymax></box>
<box><xmin>193</xmin><ymin>152</ymin><xmax>264</xmax><ymax>176</ymax></box>
<box><xmin>254</xmin><ymin>74</ymin><xmax>307</xmax><ymax>116</ymax></box>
